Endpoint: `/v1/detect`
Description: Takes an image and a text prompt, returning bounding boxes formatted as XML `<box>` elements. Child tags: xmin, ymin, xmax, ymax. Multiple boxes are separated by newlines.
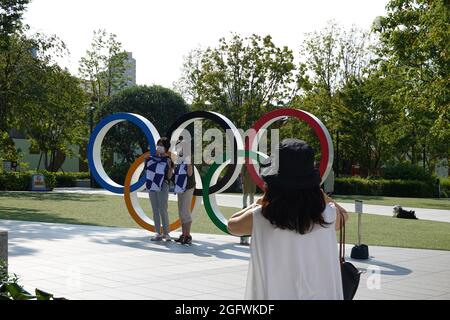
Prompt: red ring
<box><xmin>245</xmin><ymin>108</ymin><xmax>331</xmax><ymax>190</ymax></box>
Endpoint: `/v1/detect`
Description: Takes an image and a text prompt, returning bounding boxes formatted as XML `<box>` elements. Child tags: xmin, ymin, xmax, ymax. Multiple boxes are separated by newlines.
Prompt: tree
<box><xmin>333</xmin><ymin>75</ymin><xmax>400</xmax><ymax>176</ymax></box>
<box><xmin>0</xmin><ymin>0</ymin><xmax>30</xmax><ymax>48</ymax></box>
<box><xmin>176</xmin><ymin>33</ymin><xmax>297</xmax><ymax>129</ymax></box>
<box><xmin>293</xmin><ymin>22</ymin><xmax>375</xmax><ymax>174</ymax></box>
<box><xmin>99</xmin><ymin>85</ymin><xmax>188</xmax><ymax>164</ymax></box>
<box><xmin>78</xmin><ymin>29</ymin><xmax>129</xmax><ymax>108</ymax></box>
<box><xmin>19</xmin><ymin>65</ymin><xmax>88</xmax><ymax>171</ymax></box>
<box><xmin>0</xmin><ymin>0</ymin><xmax>31</xmax><ymax>159</ymax></box>
<box><xmin>297</xmin><ymin>21</ymin><xmax>373</xmax><ymax>125</ymax></box>
<box><xmin>375</xmin><ymin>0</ymin><xmax>450</xmax><ymax>168</ymax></box>
<box><xmin>1</xmin><ymin>2</ymin><xmax>68</xmax><ymax>162</ymax></box>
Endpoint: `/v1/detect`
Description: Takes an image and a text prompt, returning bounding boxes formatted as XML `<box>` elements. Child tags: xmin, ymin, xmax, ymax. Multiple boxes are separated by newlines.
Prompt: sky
<box><xmin>23</xmin><ymin>0</ymin><xmax>390</xmax><ymax>88</ymax></box>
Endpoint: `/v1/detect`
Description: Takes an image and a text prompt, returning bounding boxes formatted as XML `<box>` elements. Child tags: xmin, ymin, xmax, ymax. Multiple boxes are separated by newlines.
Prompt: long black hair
<box><xmin>261</xmin><ymin>184</ymin><xmax>330</xmax><ymax>234</ymax></box>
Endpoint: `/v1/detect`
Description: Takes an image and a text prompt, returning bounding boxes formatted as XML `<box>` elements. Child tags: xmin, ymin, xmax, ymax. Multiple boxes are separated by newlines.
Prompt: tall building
<box><xmin>124</xmin><ymin>52</ymin><xmax>136</xmax><ymax>86</ymax></box>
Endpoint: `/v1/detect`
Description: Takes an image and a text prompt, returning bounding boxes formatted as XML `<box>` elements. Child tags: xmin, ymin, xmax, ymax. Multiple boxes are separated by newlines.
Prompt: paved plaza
<box><xmin>1</xmin><ymin>219</ymin><xmax>450</xmax><ymax>300</ymax></box>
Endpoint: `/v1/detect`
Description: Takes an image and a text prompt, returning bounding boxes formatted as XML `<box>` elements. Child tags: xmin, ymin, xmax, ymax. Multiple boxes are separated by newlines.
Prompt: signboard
<box><xmin>355</xmin><ymin>200</ymin><xmax>363</xmax><ymax>214</ymax></box>
<box><xmin>31</xmin><ymin>174</ymin><xmax>47</xmax><ymax>192</ymax></box>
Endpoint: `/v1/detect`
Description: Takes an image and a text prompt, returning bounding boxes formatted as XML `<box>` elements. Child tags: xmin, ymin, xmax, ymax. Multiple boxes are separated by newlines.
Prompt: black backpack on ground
<box><xmin>395</xmin><ymin>206</ymin><xmax>418</xmax><ymax>220</ymax></box>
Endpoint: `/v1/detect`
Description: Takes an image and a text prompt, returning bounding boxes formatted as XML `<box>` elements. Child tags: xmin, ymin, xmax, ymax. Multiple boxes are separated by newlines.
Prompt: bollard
<box><xmin>350</xmin><ymin>200</ymin><xmax>369</xmax><ymax>260</ymax></box>
<box><xmin>0</xmin><ymin>230</ymin><xmax>7</xmax><ymax>274</ymax></box>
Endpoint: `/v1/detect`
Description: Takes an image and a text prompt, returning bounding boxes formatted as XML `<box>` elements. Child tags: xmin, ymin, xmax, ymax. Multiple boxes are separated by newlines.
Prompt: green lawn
<box><xmin>332</xmin><ymin>195</ymin><xmax>450</xmax><ymax>210</ymax></box>
<box><xmin>1</xmin><ymin>192</ymin><xmax>449</xmax><ymax>251</ymax></box>
<box><xmin>231</xmin><ymin>193</ymin><xmax>450</xmax><ymax>209</ymax></box>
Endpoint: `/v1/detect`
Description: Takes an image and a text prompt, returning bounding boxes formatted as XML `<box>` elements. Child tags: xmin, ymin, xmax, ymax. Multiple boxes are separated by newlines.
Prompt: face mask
<box><xmin>156</xmin><ymin>146</ymin><xmax>165</xmax><ymax>153</ymax></box>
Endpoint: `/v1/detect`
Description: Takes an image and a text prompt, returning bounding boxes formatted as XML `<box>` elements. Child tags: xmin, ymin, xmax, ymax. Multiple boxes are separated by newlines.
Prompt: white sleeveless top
<box><xmin>245</xmin><ymin>203</ymin><xmax>343</xmax><ymax>300</ymax></box>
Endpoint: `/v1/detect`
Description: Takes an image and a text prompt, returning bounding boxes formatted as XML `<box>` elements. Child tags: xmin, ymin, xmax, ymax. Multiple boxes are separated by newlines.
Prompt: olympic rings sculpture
<box><xmin>87</xmin><ymin>108</ymin><xmax>334</xmax><ymax>235</ymax></box>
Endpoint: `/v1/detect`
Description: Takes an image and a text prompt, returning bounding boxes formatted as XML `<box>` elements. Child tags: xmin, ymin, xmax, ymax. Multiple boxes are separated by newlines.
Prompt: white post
<box><xmin>355</xmin><ymin>200</ymin><xmax>363</xmax><ymax>245</ymax></box>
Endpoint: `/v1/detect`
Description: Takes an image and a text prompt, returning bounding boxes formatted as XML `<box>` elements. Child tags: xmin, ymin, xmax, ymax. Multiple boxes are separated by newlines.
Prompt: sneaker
<box><xmin>162</xmin><ymin>234</ymin><xmax>172</xmax><ymax>242</ymax></box>
<box><xmin>182</xmin><ymin>235</ymin><xmax>192</xmax><ymax>245</ymax></box>
<box><xmin>151</xmin><ymin>234</ymin><xmax>163</xmax><ymax>241</ymax></box>
<box><xmin>175</xmin><ymin>235</ymin><xmax>186</xmax><ymax>243</ymax></box>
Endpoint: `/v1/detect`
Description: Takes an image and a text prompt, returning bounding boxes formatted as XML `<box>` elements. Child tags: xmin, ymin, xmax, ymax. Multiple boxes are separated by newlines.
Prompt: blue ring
<box><xmin>87</xmin><ymin>113</ymin><xmax>157</xmax><ymax>194</ymax></box>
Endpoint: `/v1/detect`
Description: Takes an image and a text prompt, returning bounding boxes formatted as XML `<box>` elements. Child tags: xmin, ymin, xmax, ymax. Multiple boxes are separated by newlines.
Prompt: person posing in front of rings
<box><xmin>173</xmin><ymin>141</ymin><xmax>196</xmax><ymax>245</ymax></box>
<box><xmin>149</xmin><ymin>137</ymin><xmax>174</xmax><ymax>242</ymax></box>
<box><xmin>227</xmin><ymin>138</ymin><xmax>349</xmax><ymax>300</ymax></box>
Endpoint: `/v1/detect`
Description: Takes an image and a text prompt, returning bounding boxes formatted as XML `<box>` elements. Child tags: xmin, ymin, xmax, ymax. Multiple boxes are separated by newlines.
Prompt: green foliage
<box><xmin>292</xmin><ymin>23</ymin><xmax>390</xmax><ymax>176</ymax></box>
<box><xmin>176</xmin><ymin>33</ymin><xmax>297</xmax><ymax>129</ymax></box>
<box><xmin>0</xmin><ymin>20</ymin><xmax>76</xmax><ymax>169</ymax></box>
<box><xmin>0</xmin><ymin>260</ymin><xmax>7</xmax><ymax>282</ymax></box>
<box><xmin>335</xmin><ymin>177</ymin><xmax>438</xmax><ymax>198</ymax></box>
<box><xmin>20</xmin><ymin>66</ymin><xmax>88</xmax><ymax>172</ymax></box>
<box><xmin>79</xmin><ymin>29</ymin><xmax>130</xmax><ymax>106</ymax></box>
<box><xmin>43</xmin><ymin>171</ymin><xmax>56</xmax><ymax>189</ymax></box>
<box><xmin>334</xmin><ymin>75</ymin><xmax>402</xmax><ymax>176</ymax></box>
<box><xmin>0</xmin><ymin>171</ymin><xmax>56</xmax><ymax>191</ymax></box>
<box><xmin>0</xmin><ymin>171</ymin><xmax>32</xmax><ymax>190</ymax></box>
<box><xmin>382</xmin><ymin>162</ymin><xmax>434</xmax><ymax>182</ymax></box>
<box><xmin>104</xmin><ymin>163</ymin><xmax>131</xmax><ymax>185</ymax></box>
<box><xmin>54</xmin><ymin>172</ymin><xmax>90</xmax><ymax>187</ymax></box>
<box><xmin>293</xmin><ymin>9</ymin><xmax>449</xmax><ymax>176</ymax></box>
<box><xmin>439</xmin><ymin>178</ymin><xmax>450</xmax><ymax>198</ymax></box>
<box><xmin>0</xmin><ymin>1</ymin><xmax>32</xmax><ymax>149</ymax></box>
<box><xmin>0</xmin><ymin>260</ymin><xmax>64</xmax><ymax>300</ymax></box>
<box><xmin>296</xmin><ymin>23</ymin><xmax>372</xmax><ymax>123</ymax></box>
<box><xmin>375</xmin><ymin>0</ymin><xmax>450</xmax><ymax>164</ymax></box>
<box><xmin>0</xmin><ymin>170</ymin><xmax>91</xmax><ymax>189</ymax></box>
<box><xmin>99</xmin><ymin>85</ymin><xmax>188</xmax><ymax>164</ymax></box>
<box><xmin>0</xmin><ymin>0</ymin><xmax>30</xmax><ymax>49</ymax></box>
<box><xmin>0</xmin><ymin>131</ymin><xmax>19</xmax><ymax>161</ymax></box>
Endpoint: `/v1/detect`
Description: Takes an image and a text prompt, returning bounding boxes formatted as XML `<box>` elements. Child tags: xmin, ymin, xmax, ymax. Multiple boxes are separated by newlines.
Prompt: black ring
<box><xmin>165</xmin><ymin>111</ymin><xmax>238</xmax><ymax>196</ymax></box>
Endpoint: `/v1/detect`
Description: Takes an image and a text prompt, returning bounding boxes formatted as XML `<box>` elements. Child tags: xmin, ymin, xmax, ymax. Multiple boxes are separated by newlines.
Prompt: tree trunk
<box><xmin>44</xmin><ymin>152</ymin><xmax>48</xmax><ymax>170</ymax></box>
<box><xmin>47</xmin><ymin>150</ymin><xmax>66</xmax><ymax>172</ymax></box>
<box><xmin>36</xmin><ymin>152</ymin><xmax>43</xmax><ymax>170</ymax></box>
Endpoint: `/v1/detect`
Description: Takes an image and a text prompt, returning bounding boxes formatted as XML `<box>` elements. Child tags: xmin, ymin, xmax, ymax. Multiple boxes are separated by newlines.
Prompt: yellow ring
<box><xmin>124</xmin><ymin>152</ymin><xmax>199</xmax><ymax>233</ymax></box>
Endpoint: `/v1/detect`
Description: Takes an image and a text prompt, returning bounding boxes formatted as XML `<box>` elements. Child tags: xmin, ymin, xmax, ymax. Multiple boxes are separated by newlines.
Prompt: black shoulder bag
<box><xmin>339</xmin><ymin>210</ymin><xmax>361</xmax><ymax>300</ymax></box>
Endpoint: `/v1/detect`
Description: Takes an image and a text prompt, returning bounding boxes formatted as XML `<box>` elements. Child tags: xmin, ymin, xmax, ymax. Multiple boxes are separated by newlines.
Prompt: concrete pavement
<box><xmin>2</xmin><ymin>219</ymin><xmax>450</xmax><ymax>300</ymax></box>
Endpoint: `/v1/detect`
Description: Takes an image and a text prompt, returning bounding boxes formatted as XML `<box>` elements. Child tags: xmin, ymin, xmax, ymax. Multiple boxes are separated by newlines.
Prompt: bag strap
<box><xmin>338</xmin><ymin>207</ymin><xmax>346</xmax><ymax>264</ymax></box>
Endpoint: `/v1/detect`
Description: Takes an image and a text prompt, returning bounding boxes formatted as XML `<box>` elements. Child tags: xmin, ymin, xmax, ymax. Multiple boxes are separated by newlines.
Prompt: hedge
<box><xmin>53</xmin><ymin>172</ymin><xmax>90</xmax><ymax>187</ymax></box>
<box><xmin>1</xmin><ymin>170</ymin><xmax>448</xmax><ymax>198</ymax></box>
<box><xmin>0</xmin><ymin>171</ymin><xmax>56</xmax><ymax>191</ymax></box>
<box><xmin>439</xmin><ymin>178</ymin><xmax>450</xmax><ymax>198</ymax></box>
<box><xmin>334</xmin><ymin>177</ymin><xmax>442</xmax><ymax>198</ymax></box>
<box><xmin>0</xmin><ymin>171</ymin><xmax>93</xmax><ymax>191</ymax></box>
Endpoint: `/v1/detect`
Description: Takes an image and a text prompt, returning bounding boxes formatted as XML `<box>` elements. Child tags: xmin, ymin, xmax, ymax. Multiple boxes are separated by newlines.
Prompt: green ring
<box><xmin>202</xmin><ymin>150</ymin><xmax>264</xmax><ymax>235</ymax></box>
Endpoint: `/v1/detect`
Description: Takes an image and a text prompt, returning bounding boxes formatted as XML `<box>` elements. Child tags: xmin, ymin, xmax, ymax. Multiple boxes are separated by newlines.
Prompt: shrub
<box><xmin>0</xmin><ymin>171</ymin><xmax>55</xmax><ymax>191</ymax></box>
<box><xmin>439</xmin><ymin>177</ymin><xmax>450</xmax><ymax>198</ymax></box>
<box><xmin>54</xmin><ymin>172</ymin><xmax>90</xmax><ymax>187</ymax></box>
<box><xmin>106</xmin><ymin>163</ymin><xmax>131</xmax><ymax>185</ymax></box>
<box><xmin>382</xmin><ymin>162</ymin><xmax>434</xmax><ymax>182</ymax></box>
<box><xmin>40</xmin><ymin>171</ymin><xmax>56</xmax><ymax>190</ymax></box>
<box><xmin>0</xmin><ymin>172</ymin><xmax>32</xmax><ymax>191</ymax></box>
<box><xmin>335</xmin><ymin>177</ymin><xmax>438</xmax><ymax>198</ymax></box>
<box><xmin>1</xmin><ymin>260</ymin><xmax>65</xmax><ymax>300</ymax></box>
